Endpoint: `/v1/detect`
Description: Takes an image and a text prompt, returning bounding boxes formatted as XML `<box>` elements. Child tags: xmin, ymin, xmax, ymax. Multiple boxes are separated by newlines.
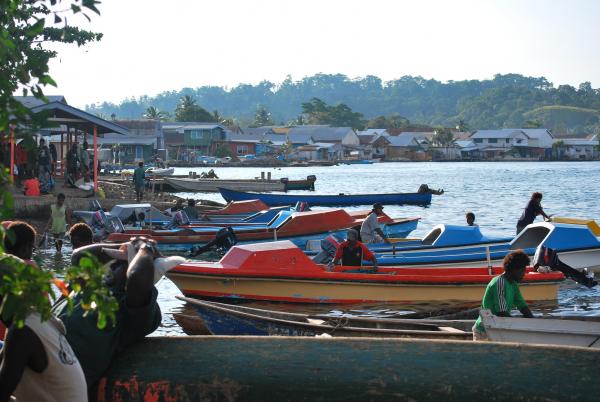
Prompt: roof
<box><xmin>559</xmin><ymin>138</ymin><xmax>599</xmax><ymax>146</ymax></box>
<box><xmin>162</xmin><ymin>122</ymin><xmax>225</xmax><ymax>133</ymax></box>
<box><xmin>386</xmin><ymin>136</ymin><xmax>419</xmax><ymax>147</ymax></box>
<box><xmin>470</xmin><ymin>129</ymin><xmax>530</xmax><ymax>139</ymax></box>
<box><xmin>241</xmin><ymin>127</ymin><xmax>275</xmax><ymax>136</ymax></box>
<box><xmin>358</xmin><ymin>129</ymin><xmax>390</xmax><ymax>137</ymax></box>
<box><xmin>96</xmin><ymin>136</ymin><xmax>156</xmax><ymax>146</ymax></box>
<box><xmin>15</xmin><ymin>95</ymin><xmax>67</xmax><ymax>108</ymax></box>
<box><xmin>521</xmin><ymin>128</ymin><xmax>554</xmax><ymax>139</ymax></box>
<box><xmin>29</xmin><ymin>101</ymin><xmax>128</xmax><ymax>135</ymax></box>
<box><xmin>288</xmin><ymin>126</ymin><xmax>355</xmax><ymax>142</ymax></box>
<box><xmin>455</xmin><ymin>140</ymin><xmax>478</xmax><ymax>151</ymax></box>
<box><xmin>398</xmin><ymin>131</ymin><xmax>434</xmax><ymax>139</ymax></box>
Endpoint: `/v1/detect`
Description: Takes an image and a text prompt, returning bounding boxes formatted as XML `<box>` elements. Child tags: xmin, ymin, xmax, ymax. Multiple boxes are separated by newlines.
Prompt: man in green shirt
<box><xmin>473</xmin><ymin>250</ymin><xmax>534</xmax><ymax>340</ymax></box>
<box><xmin>132</xmin><ymin>161</ymin><xmax>145</xmax><ymax>202</ymax></box>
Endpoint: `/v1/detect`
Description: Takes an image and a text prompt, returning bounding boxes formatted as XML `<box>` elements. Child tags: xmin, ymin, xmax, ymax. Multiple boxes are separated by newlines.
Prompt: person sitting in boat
<box><xmin>164</xmin><ymin>199</ymin><xmax>184</xmax><ymax>217</ymax></box>
<box><xmin>360</xmin><ymin>203</ymin><xmax>391</xmax><ymax>244</ymax></box>
<box><xmin>329</xmin><ymin>229</ymin><xmax>378</xmax><ymax>272</ymax></box>
<box><xmin>418</xmin><ymin>184</ymin><xmax>444</xmax><ymax>195</ymax></box>
<box><xmin>472</xmin><ymin>250</ymin><xmax>534</xmax><ymax>341</ymax></box>
<box><xmin>183</xmin><ymin>199</ymin><xmax>199</xmax><ymax>220</ymax></box>
<box><xmin>167</xmin><ymin>209</ymin><xmax>190</xmax><ymax>229</ymax></box>
<box><xmin>516</xmin><ymin>192</ymin><xmax>550</xmax><ymax>234</ymax></box>
<box><xmin>466</xmin><ymin>211</ymin><xmax>478</xmax><ymax>227</ymax></box>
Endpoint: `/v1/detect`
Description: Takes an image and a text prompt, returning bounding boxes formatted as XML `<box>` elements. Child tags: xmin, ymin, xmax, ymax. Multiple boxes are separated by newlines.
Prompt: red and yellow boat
<box><xmin>167</xmin><ymin>241</ymin><xmax>564</xmax><ymax>304</ymax></box>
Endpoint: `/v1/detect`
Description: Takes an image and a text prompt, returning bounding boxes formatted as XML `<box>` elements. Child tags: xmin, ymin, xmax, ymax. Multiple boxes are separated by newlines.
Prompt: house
<box><xmin>294</xmin><ymin>143</ymin><xmax>341</xmax><ymax>161</ymax></box>
<box><xmin>162</xmin><ymin>122</ymin><xmax>227</xmax><ymax>160</ymax></box>
<box><xmin>384</xmin><ymin>135</ymin><xmax>425</xmax><ymax>161</ymax></box>
<box><xmin>469</xmin><ymin>129</ymin><xmax>554</xmax><ymax>159</ymax></box>
<box><xmin>455</xmin><ymin>140</ymin><xmax>480</xmax><ymax>159</ymax></box>
<box><xmin>288</xmin><ymin>125</ymin><xmax>359</xmax><ymax>146</ymax></box>
<box><xmin>554</xmin><ymin>138</ymin><xmax>599</xmax><ymax>160</ymax></box>
<box><xmin>97</xmin><ymin>119</ymin><xmax>162</xmax><ymax>163</ymax></box>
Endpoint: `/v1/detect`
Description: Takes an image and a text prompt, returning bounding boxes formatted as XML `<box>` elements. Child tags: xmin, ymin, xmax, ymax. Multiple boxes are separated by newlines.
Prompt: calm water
<box><xmin>38</xmin><ymin>162</ymin><xmax>600</xmax><ymax>335</ymax></box>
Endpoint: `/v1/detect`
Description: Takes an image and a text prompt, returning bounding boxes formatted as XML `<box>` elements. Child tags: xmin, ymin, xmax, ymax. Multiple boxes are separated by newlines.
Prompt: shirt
<box><xmin>474</xmin><ymin>274</ymin><xmax>528</xmax><ymax>332</ymax></box>
<box><xmin>360</xmin><ymin>212</ymin><xmax>382</xmax><ymax>243</ymax></box>
<box><xmin>12</xmin><ymin>314</ymin><xmax>88</xmax><ymax>402</ymax></box>
<box><xmin>517</xmin><ymin>199</ymin><xmax>543</xmax><ymax>227</ymax></box>
<box><xmin>183</xmin><ymin>205</ymin><xmax>198</xmax><ymax>220</ymax></box>
<box><xmin>334</xmin><ymin>240</ymin><xmax>375</xmax><ymax>266</ymax></box>
<box><xmin>52</xmin><ymin>287</ymin><xmax>161</xmax><ymax>387</ymax></box>
<box><xmin>133</xmin><ymin>166</ymin><xmax>146</xmax><ymax>187</ymax></box>
<box><xmin>50</xmin><ymin>204</ymin><xmax>67</xmax><ymax>234</ymax></box>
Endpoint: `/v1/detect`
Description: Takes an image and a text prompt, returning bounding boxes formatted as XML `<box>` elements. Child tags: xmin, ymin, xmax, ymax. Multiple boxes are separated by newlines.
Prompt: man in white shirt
<box><xmin>360</xmin><ymin>203</ymin><xmax>391</xmax><ymax>244</ymax></box>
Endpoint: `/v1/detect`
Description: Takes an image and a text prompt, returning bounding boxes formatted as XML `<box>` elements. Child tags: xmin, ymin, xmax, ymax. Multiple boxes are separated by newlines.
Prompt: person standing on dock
<box><xmin>133</xmin><ymin>162</ymin><xmax>146</xmax><ymax>202</ymax></box>
<box><xmin>44</xmin><ymin>193</ymin><xmax>71</xmax><ymax>254</ymax></box>
<box><xmin>37</xmin><ymin>138</ymin><xmax>51</xmax><ymax>176</ymax></box>
<box><xmin>472</xmin><ymin>250</ymin><xmax>534</xmax><ymax>341</ymax></box>
<box><xmin>516</xmin><ymin>192</ymin><xmax>550</xmax><ymax>234</ymax></box>
<box><xmin>360</xmin><ymin>203</ymin><xmax>391</xmax><ymax>244</ymax></box>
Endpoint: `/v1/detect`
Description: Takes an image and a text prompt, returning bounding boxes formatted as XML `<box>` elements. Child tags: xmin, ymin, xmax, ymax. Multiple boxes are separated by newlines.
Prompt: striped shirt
<box><xmin>474</xmin><ymin>274</ymin><xmax>528</xmax><ymax>332</ymax></box>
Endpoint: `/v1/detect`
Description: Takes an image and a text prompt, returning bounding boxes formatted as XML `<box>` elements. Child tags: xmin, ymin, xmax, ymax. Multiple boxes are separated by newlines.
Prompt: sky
<box><xmin>46</xmin><ymin>0</ymin><xmax>600</xmax><ymax>108</ymax></box>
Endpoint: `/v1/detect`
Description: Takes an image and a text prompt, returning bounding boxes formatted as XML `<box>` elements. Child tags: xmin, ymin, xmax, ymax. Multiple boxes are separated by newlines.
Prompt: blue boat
<box><xmin>219</xmin><ymin>187</ymin><xmax>433</xmax><ymax>207</ymax></box>
<box><xmin>331</xmin><ymin>222</ymin><xmax>600</xmax><ymax>271</ymax></box>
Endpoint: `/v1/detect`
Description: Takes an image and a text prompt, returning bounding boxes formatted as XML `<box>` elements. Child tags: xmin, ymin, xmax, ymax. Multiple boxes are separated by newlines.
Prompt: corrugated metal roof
<box><xmin>470</xmin><ymin>129</ymin><xmax>529</xmax><ymax>139</ymax></box>
<box><xmin>288</xmin><ymin>126</ymin><xmax>354</xmax><ymax>142</ymax></box>
<box><xmin>560</xmin><ymin>139</ymin><xmax>598</xmax><ymax>146</ymax></box>
<box><xmin>387</xmin><ymin>136</ymin><xmax>419</xmax><ymax>147</ymax></box>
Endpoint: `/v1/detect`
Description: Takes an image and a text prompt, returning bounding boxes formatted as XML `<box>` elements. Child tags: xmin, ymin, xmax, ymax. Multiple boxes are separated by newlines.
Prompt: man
<box><xmin>49</xmin><ymin>142</ymin><xmax>57</xmax><ymax>175</ymax></box>
<box><xmin>360</xmin><ymin>203</ymin><xmax>391</xmax><ymax>244</ymax></box>
<box><xmin>330</xmin><ymin>229</ymin><xmax>378</xmax><ymax>272</ymax></box>
<box><xmin>3</xmin><ymin>221</ymin><xmax>36</xmax><ymax>262</ymax></box>
<box><xmin>66</xmin><ymin>143</ymin><xmax>80</xmax><ymax>186</ymax></box>
<box><xmin>37</xmin><ymin>138</ymin><xmax>51</xmax><ymax>176</ymax></box>
<box><xmin>44</xmin><ymin>193</ymin><xmax>71</xmax><ymax>253</ymax></box>
<box><xmin>516</xmin><ymin>192</ymin><xmax>550</xmax><ymax>234</ymax></box>
<box><xmin>183</xmin><ymin>199</ymin><xmax>199</xmax><ymax>220</ymax></box>
<box><xmin>472</xmin><ymin>250</ymin><xmax>534</xmax><ymax>341</ymax></box>
<box><xmin>52</xmin><ymin>238</ymin><xmax>163</xmax><ymax>391</ymax></box>
<box><xmin>80</xmin><ymin>141</ymin><xmax>91</xmax><ymax>174</ymax></box>
<box><xmin>132</xmin><ymin>162</ymin><xmax>145</xmax><ymax>202</ymax></box>
<box><xmin>69</xmin><ymin>223</ymin><xmax>94</xmax><ymax>250</ymax></box>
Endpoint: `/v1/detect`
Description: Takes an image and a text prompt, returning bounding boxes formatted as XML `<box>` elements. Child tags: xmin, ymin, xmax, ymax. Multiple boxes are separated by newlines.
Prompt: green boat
<box><xmin>98</xmin><ymin>337</ymin><xmax>600</xmax><ymax>401</ymax></box>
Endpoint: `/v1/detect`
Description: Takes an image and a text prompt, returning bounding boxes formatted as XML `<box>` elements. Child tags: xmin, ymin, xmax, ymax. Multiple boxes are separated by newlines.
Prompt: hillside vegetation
<box><xmin>87</xmin><ymin>73</ymin><xmax>600</xmax><ymax>135</ymax></box>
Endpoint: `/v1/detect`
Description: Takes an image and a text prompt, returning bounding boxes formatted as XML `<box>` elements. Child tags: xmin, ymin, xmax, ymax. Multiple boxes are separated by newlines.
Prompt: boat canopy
<box><xmin>511</xmin><ymin>222</ymin><xmax>600</xmax><ymax>251</ymax></box>
<box><xmin>110</xmin><ymin>204</ymin><xmax>170</xmax><ymax>221</ymax></box>
<box><xmin>421</xmin><ymin>224</ymin><xmax>503</xmax><ymax>247</ymax></box>
<box><xmin>219</xmin><ymin>240</ymin><xmax>316</xmax><ymax>271</ymax></box>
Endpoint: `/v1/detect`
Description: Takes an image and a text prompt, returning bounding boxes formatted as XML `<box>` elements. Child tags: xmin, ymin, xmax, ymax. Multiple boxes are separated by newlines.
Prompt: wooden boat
<box><xmin>177</xmin><ymin>296</ymin><xmax>474</xmax><ymax>339</ymax></box>
<box><xmin>481</xmin><ymin>309</ymin><xmax>600</xmax><ymax>348</ymax></box>
<box><xmin>166</xmin><ymin>240</ymin><xmax>564</xmax><ymax>304</ymax></box>
<box><xmin>107</xmin><ymin>209</ymin><xmax>419</xmax><ymax>247</ymax></box>
<box><xmin>218</xmin><ymin>187</ymin><xmax>433</xmax><ymax>206</ymax></box>
<box><xmin>97</xmin><ymin>337</ymin><xmax>600</xmax><ymax>401</ymax></box>
<box><xmin>339</xmin><ymin>159</ymin><xmax>374</xmax><ymax>165</ymax></box>
<box><xmin>164</xmin><ymin>175</ymin><xmax>316</xmax><ymax>193</ymax></box>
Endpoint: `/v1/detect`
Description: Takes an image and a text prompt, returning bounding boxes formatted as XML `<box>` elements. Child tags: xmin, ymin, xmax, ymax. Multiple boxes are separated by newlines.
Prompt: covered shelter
<box><xmin>9</xmin><ymin>99</ymin><xmax>128</xmax><ymax>192</ymax></box>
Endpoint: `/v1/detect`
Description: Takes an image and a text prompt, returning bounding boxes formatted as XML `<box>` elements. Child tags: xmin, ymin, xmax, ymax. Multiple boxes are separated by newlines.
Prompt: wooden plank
<box><xmin>98</xmin><ymin>336</ymin><xmax>600</xmax><ymax>401</ymax></box>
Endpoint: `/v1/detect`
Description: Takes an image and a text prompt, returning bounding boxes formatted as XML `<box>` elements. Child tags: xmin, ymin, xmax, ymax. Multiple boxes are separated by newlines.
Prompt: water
<box><xmin>38</xmin><ymin>162</ymin><xmax>600</xmax><ymax>334</ymax></box>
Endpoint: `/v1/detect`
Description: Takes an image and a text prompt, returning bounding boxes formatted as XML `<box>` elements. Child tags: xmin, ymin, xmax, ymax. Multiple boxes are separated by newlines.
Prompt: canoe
<box><xmin>481</xmin><ymin>309</ymin><xmax>600</xmax><ymax>348</ymax></box>
<box><xmin>219</xmin><ymin>187</ymin><xmax>433</xmax><ymax>206</ymax></box>
<box><xmin>166</xmin><ymin>240</ymin><xmax>564</xmax><ymax>304</ymax></box>
<box><xmin>177</xmin><ymin>296</ymin><xmax>474</xmax><ymax>339</ymax></box>
<box><xmin>339</xmin><ymin>159</ymin><xmax>374</xmax><ymax>164</ymax></box>
<box><xmin>97</xmin><ymin>337</ymin><xmax>600</xmax><ymax>401</ymax></box>
<box><xmin>165</xmin><ymin>176</ymin><xmax>316</xmax><ymax>193</ymax></box>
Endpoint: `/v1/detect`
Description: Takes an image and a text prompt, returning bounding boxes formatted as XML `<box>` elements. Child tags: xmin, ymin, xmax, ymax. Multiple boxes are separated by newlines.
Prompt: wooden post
<box><xmin>93</xmin><ymin>125</ymin><xmax>98</xmax><ymax>192</ymax></box>
<box><xmin>9</xmin><ymin>126</ymin><xmax>15</xmax><ymax>182</ymax></box>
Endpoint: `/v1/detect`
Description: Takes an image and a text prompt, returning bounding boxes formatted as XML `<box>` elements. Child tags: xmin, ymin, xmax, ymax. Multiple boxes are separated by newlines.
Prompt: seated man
<box><xmin>360</xmin><ymin>203</ymin><xmax>391</xmax><ymax>244</ymax></box>
<box><xmin>183</xmin><ymin>199</ymin><xmax>199</xmax><ymax>220</ymax></box>
<box><xmin>330</xmin><ymin>229</ymin><xmax>378</xmax><ymax>272</ymax></box>
<box><xmin>52</xmin><ymin>238</ymin><xmax>162</xmax><ymax>390</ymax></box>
<box><xmin>472</xmin><ymin>250</ymin><xmax>534</xmax><ymax>341</ymax></box>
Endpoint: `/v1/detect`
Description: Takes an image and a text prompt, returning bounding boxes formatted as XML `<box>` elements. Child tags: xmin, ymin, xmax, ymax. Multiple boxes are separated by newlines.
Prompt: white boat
<box><xmin>146</xmin><ymin>167</ymin><xmax>175</xmax><ymax>176</ymax></box>
<box><xmin>481</xmin><ymin>309</ymin><xmax>600</xmax><ymax>348</ymax></box>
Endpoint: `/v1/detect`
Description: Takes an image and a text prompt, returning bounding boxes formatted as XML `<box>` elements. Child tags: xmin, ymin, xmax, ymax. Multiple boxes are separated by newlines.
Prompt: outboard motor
<box><xmin>312</xmin><ymin>234</ymin><xmax>342</xmax><ymax>264</ymax></box>
<box><xmin>533</xmin><ymin>246</ymin><xmax>597</xmax><ymax>288</ymax></box>
<box><xmin>189</xmin><ymin>227</ymin><xmax>238</xmax><ymax>257</ymax></box>
<box><xmin>294</xmin><ymin>201</ymin><xmax>311</xmax><ymax>212</ymax></box>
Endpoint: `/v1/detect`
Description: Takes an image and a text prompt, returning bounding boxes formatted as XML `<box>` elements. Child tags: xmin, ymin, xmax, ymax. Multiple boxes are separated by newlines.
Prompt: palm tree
<box><xmin>552</xmin><ymin>140</ymin><xmax>565</xmax><ymax>160</ymax></box>
<box><xmin>432</xmin><ymin>127</ymin><xmax>455</xmax><ymax>160</ymax></box>
<box><xmin>144</xmin><ymin>106</ymin><xmax>168</xmax><ymax>120</ymax></box>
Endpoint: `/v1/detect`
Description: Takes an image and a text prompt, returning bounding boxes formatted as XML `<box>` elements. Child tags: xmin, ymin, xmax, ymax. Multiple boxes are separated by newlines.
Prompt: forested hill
<box><xmin>86</xmin><ymin>73</ymin><xmax>600</xmax><ymax>135</ymax></box>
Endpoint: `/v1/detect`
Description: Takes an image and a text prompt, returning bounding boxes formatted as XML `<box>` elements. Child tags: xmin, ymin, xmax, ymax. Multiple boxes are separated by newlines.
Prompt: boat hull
<box><xmin>167</xmin><ymin>272</ymin><xmax>560</xmax><ymax>304</ymax></box>
<box><xmin>219</xmin><ymin>187</ymin><xmax>432</xmax><ymax>206</ymax></box>
<box><xmin>166</xmin><ymin>177</ymin><xmax>286</xmax><ymax>192</ymax></box>
<box><xmin>97</xmin><ymin>337</ymin><xmax>600</xmax><ymax>402</ymax></box>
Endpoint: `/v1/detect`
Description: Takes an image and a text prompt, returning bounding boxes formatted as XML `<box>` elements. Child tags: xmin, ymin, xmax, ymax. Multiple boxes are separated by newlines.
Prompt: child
<box><xmin>45</xmin><ymin>193</ymin><xmax>71</xmax><ymax>253</ymax></box>
<box><xmin>466</xmin><ymin>211</ymin><xmax>477</xmax><ymax>226</ymax></box>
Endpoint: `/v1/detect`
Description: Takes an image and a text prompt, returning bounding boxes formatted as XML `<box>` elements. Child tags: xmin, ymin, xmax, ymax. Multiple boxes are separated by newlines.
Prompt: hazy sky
<box><xmin>46</xmin><ymin>0</ymin><xmax>600</xmax><ymax>108</ymax></box>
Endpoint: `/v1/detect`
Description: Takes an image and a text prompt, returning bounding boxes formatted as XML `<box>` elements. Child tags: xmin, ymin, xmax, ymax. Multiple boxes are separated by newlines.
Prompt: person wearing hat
<box><xmin>329</xmin><ymin>229</ymin><xmax>378</xmax><ymax>271</ymax></box>
<box><xmin>360</xmin><ymin>203</ymin><xmax>391</xmax><ymax>244</ymax></box>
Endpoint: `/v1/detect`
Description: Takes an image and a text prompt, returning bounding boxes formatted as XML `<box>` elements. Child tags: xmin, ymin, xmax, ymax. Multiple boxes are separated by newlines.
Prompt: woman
<box><xmin>516</xmin><ymin>192</ymin><xmax>550</xmax><ymax>234</ymax></box>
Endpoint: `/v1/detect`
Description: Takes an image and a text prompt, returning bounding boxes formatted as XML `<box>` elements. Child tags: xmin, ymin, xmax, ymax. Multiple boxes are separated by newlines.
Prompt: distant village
<box><xmin>14</xmin><ymin>96</ymin><xmax>600</xmax><ymax>166</ymax></box>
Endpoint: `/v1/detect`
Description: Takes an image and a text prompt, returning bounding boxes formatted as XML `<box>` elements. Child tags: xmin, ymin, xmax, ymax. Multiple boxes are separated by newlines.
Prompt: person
<box><xmin>39</xmin><ymin>170</ymin><xmax>55</xmax><ymax>194</ymax></box>
<box><xmin>15</xmin><ymin>142</ymin><xmax>28</xmax><ymax>187</ymax></box>
<box><xmin>418</xmin><ymin>184</ymin><xmax>444</xmax><ymax>195</ymax></box>
<box><xmin>516</xmin><ymin>192</ymin><xmax>550</xmax><ymax>234</ymax></box>
<box><xmin>183</xmin><ymin>199</ymin><xmax>199</xmax><ymax>220</ymax></box>
<box><xmin>466</xmin><ymin>212</ymin><xmax>477</xmax><ymax>226</ymax></box>
<box><xmin>23</xmin><ymin>176</ymin><xmax>40</xmax><ymax>196</ymax></box>
<box><xmin>37</xmin><ymin>138</ymin><xmax>52</xmax><ymax>176</ymax></box>
<box><xmin>330</xmin><ymin>229</ymin><xmax>378</xmax><ymax>272</ymax></box>
<box><xmin>472</xmin><ymin>250</ymin><xmax>533</xmax><ymax>341</ymax></box>
<box><xmin>66</xmin><ymin>143</ymin><xmax>80</xmax><ymax>186</ymax></box>
<box><xmin>164</xmin><ymin>199</ymin><xmax>184</xmax><ymax>216</ymax></box>
<box><xmin>69</xmin><ymin>222</ymin><xmax>94</xmax><ymax>250</ymax></box>
<box><xmin>132</xmin><ymin>161</ymin><xmax>145</xmax><ymax>202</ymax></box>
<box><xmin>80</xmin><ymin>141</ymin><xmax>91</xmax><ymax>174</ymax></box>
<box><xmin>49</xmin><ymin>142</ymin><xmax>57</xmax><ymax>175</ymax></box>
<box><xmin>44</xmin><ymin>193</ymin><xmax>71</xmax><ymax>253</ymax></box>
<box><xmin>360</xmin><ymin>203</ymin><xmax>391</xmax><ymax>244</ymax></box>
<box><xmin>52</xmin><ymin>237</ymin><xmax>164</xmax><ymax>390</ymax></box>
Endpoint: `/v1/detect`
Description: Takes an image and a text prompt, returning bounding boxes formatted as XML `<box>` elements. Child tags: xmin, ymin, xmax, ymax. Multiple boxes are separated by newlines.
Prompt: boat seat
<box><xmin>437</xmin><ymin>326</ymin><xmax>466</xmax><ymax>333</ymax></box>
<box><xmin>306</xmin><ymin>318</ymin><xmax>327</xmax><ymax>326</ymax></box>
